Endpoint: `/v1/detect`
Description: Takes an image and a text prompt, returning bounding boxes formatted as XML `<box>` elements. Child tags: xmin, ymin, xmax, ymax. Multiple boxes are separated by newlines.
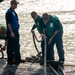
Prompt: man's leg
<box><xmin>7</xmin><ymin>45</ymin><xmax>13</xmax><ymax>64</ymax></box>
<box><xmin>41</xmin><ymin>40</ymin><xmax>44</xmax><ymax>59</ymax></box>
<box><xmin>7</xmin><ymin>38</ymin><xmax>14</xmax><ymax>64</ymax></box>
<box><xmin>14</xmin><ymin>32</ymin><xmax>25</xmax><ymax>63</ymax></box>
<box><xmin>14</xmin><ymin>32</ymin><xmax>21</xmax><ymax>61</ymax></box>
<box><xmin>15</xmin><ymin>43</ymin><xmax>21</xmax><ymax>62</ymax></box>
<box><xmin>56</xmin><ymin>38</ymin><xmax>64</xmax><ymax>63</ymax></box>
<box><xmin>47</xmin><ymin>40</ymin><xmax>55</xmax><ymax>61</ymax></box>
<box><xmin>54</xmin><ymin>31</ymin><xmax>64</xmax><ymax>63</ymax></box>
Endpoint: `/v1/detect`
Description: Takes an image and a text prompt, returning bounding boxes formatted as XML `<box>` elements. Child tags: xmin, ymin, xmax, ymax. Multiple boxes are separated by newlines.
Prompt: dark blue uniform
<box><xmin>5</xmin><ymin>8</ymin><xmax>21</xmax><ymax>63</ymax></box>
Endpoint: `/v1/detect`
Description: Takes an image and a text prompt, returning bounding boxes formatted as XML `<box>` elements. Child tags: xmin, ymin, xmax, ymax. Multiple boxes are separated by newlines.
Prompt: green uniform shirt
<box><xmin>32</xmin><ymin>16</ymin><xmax>43</xmax><ymax>34</ymax></box>
<box><xmin>45</xmin><ymin>15</ymin><xmax>63</xmax><ymax>37</ymax></box>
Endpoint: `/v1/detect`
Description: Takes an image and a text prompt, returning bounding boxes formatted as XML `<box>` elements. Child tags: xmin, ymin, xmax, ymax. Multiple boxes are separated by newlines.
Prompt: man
<box><xmin>40</xmin><ymin>13</ymin><xmax>64</xmax><ymax>63</ymax></box>
<box><xmin>31</xmin><ymin>11</ymin><xmax>43</xmax><ymax>34</ymax></box>
<box><xmin>31</xmin><ymin>11</ymin><xmax>45</xmax><ymax>61</ymax></box>
<box><xmin>5</xmin><ymin>0</ymin><xmax>25</xmax><ymax>65</ymax></box>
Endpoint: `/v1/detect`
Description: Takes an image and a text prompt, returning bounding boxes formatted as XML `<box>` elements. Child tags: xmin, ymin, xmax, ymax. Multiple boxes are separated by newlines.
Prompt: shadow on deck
<box><xmin>0</xmin><ymin>59</ymin><xmax>75</xmax><ymax>75</ymax></box>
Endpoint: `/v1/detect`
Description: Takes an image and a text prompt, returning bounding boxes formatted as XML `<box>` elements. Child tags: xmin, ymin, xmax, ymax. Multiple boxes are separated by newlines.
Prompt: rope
<box><xmin>0</xmin><ymin>44</ymin><xmax>4</xmax><ymax>59</ymax></box>
<box><xmin>32</xmin><ymin>32</ymin><xmax>42</xmax><ymax>58</ymax></box>
<box><xmin>32</xmin><ymin>30</ymin><xmax>47</xmax><ymax>75</ymax></box>
<box><xmin>32</xmin><ymin>33</ymin><xmax>40</xmax><ymax>53</ymax></box>
<box><xmin>32</xmin><ymin>32</ymin><xmax>42</xmax><ymax>42</ymax></box>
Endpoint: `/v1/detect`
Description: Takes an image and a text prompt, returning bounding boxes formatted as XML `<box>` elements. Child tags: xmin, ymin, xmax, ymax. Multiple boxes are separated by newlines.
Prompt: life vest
<box><xmin>45</xmin><ymin>15</ymin><xmax>63</xmax><ymax>37</ymax></box>
<box><xmin>35</xmin><ymin>16</ymin><xmax>43</xmax><ymax>34</ymax></box>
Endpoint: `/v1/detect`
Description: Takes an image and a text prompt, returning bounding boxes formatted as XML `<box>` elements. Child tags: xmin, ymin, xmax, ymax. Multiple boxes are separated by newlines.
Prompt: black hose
<box><xmin>32</xmin><ymin>33</ymin><xmax>40</xmax><ymax>53</ymax></box>
<box><xmin>0</xmin><ymin>49</ymin><xmax>4</xmax><ymax>59</ymax></box>
<box><xmin>32</xmin><ymin>32</ymin><xmax>44</xmax><ymax>61</ymax></box>
<box><xmin>0</xmin><ymin>44</ymin><xmax>4</xmax><ymax>59</ymax></box>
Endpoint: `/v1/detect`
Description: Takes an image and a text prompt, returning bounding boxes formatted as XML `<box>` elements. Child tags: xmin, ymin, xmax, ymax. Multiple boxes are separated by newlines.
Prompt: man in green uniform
<box><xmin>31</xmin><ymin>11</ymin><xmax>44</xmax><ymax>60</ymax></box>
<box><xmin>40</xmin><ymin>13</ymin><xmax>64</xmax><ymax>63</ymax></box>
<box><xmin>31</xmin><ymin>11</ymin><xmax>43</xmax><ymax>34</ymax></box>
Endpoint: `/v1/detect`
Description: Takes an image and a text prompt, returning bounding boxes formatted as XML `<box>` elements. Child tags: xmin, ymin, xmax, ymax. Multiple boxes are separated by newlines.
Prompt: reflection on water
<box><xmin>0</xmin><ymin>0</ymin><xmax>75</xmax><ymax>62</ymax></box>
<box><xmin>18</xmin><ymin>0</ymin><xmax>75</xmax><ymax>13</ymax></box>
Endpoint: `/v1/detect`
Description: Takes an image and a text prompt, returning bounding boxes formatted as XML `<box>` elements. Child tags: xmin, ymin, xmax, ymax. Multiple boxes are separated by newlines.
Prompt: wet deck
<box><xmin>0</xmin><ymin>59</ymin><xmax>75</xmax><ymax>75</ymax></box>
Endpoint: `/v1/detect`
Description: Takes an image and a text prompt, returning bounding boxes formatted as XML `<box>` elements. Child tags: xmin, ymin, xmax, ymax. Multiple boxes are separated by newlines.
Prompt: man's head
<box><xmin>42</xmin><ymin>13</ymin><xmax>50</xmax><ymax>23</ymax></box>
<box><xmin>31</xmin><ymin>11</ymin><xmax>38</xmax><ymax>20</ymax></box>
<box><xmin>10</xmin><ymin>0</ymin><xmax>19</xmax><ymax>10</ymax></box>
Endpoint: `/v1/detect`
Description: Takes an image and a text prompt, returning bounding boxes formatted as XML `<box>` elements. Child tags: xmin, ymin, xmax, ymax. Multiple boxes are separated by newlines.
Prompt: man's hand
<box><xmin>40</xmin><ymin>34</ymin><xmax>47</xmax><ymax>39</ymax></box>
<box><xmin>48</xmin><ymin>37</ymin><xmax>53</xmax><ymax>44</ymax></box>
<box><xmin>10</xmin><ymin>32</ymin><xmax>15</xmax><ymax>38</ymax></box>
<box><xmin>31</xmin><ymin>30</ymin><xmax>35</xmax><ymax>34</ymax></box>
<box><xmin>48</xmin><ymin>30</ymin><xmax>59</xmax><ymax>44</ymax></box>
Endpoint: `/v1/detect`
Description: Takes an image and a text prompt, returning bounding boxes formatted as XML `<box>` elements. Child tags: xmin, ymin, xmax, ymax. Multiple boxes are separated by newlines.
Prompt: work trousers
<box><xmin>7</xmin><ymin>31</ymin><xmax>21</xmax><ymax>62</ymax></box>
<box><xmin>41</xmin><ymin>37</ymin><xmax>54</xmax><ymax>61</ymax></box>
<box><xmin>41</xmin><ymin>31</ymin><xmax>64</xmax><ymax>63</ymax></box>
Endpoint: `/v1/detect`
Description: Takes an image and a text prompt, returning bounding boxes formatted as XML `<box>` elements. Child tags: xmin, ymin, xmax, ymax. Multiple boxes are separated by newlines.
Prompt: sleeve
<box><xmin>6</xmin><ymin>12</ymin><xmax>13</xmax><ymax>25</ymax></box>
<box><xmin>54</xmin><ymin>20</ymin><xmax>60</xmax><ymax>31</ymax></box>
<box><xmin>31</xmin><ymin>24</ymin><xmax>36</xmax><ymax>30</ymax></box>
<box><xmin>39</xmin><ymin>19</ymin><xmax>46</xmax><ymax>28</ymax></box>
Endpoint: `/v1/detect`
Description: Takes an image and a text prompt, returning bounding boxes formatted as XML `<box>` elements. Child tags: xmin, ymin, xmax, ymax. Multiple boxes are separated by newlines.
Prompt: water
<box><xmin>0</xmin><ymin>0</ymin><xmax>75</xmax><ymax>62</ymax></box>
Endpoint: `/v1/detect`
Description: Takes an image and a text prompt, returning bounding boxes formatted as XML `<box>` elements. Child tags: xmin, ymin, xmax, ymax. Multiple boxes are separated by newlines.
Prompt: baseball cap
<box><xmin>11</xmin><ymin>0</ymin><xmax>19</xmax><ymax>4</ymax></box>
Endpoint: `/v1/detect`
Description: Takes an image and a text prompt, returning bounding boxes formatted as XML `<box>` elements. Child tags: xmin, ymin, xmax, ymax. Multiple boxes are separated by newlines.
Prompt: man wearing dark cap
<box><xmin>5</xmin><ymin>0</ymin><xmax>25</xmax><ymax>65</ymax></box>
<box><xmin>31</xmin><ymin>11</ymin><xmax>44</xmax><ymax>60</ymax></box>
<box><xmin>40</xmin><ymin>13</ymin><xmax>64</xmax><ymax>63</ymax></box>
<box><xmin>31</xmin><ymin>11</ymin><xmax>43</xmax><ymax>34</ymax></box>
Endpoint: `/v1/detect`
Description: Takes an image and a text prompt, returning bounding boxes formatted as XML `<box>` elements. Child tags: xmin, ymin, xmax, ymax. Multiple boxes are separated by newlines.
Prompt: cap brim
<box><xmin>17</xmin><ymin>2</ymin><xmax>19</xmax><ymax>4</ymax></box>
<box><xmin>15</xmin><ymin>2</ymin><xmax>19</xmax><ymax>4</ymax></box>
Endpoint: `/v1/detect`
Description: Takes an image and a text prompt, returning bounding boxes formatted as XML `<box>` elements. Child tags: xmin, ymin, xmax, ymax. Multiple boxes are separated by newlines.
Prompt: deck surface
<box><xmin>0</xmin><ymin>59</ymin><xmax>75</xmax><ymax>75</ymax></box>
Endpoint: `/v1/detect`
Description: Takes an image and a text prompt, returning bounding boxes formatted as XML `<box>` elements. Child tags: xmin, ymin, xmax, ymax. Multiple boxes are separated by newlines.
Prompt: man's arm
<box><xmin>8</xmin><ymin>23</ymin><xmax>15</xmax><ymax>38</ymax></box>
<box><xmin>52</xmin><ymin>20</ymin><xmax>61</xmax><ymax>38</ymax></box>
<box><xmin>6</xmin><ymin>12</ymin><xmax>15</xmax><ymax>37</ymax></box>
<box><xmin>48</xmin><ymin>20</ymin><xmax>60</xmax><ymax>44</ymax></box>
<box><xmin>39</xmin><ymin>19</ymin><xmax>47</xmax><ymax>38</ymax></box>
<box><xmin>51</xmin><ymin>30</ymin><xmax>59</xmax><ymax>40</ymax></box>
<box><xmin>31</xmin><ymin>24</ymin><xmax>36</xmax><ymax>34</ymax></box>
<box><xmin>31</xmin><ymin>24</ymin><xmax>36</xmax><ymax>31</ymax></box>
